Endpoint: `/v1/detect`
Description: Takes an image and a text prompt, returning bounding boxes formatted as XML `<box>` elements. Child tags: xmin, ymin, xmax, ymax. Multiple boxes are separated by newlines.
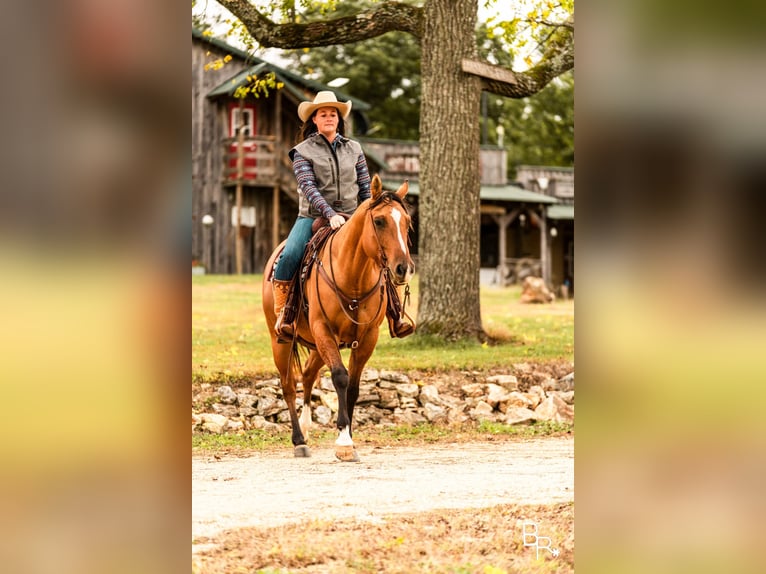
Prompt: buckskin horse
<box><xmin>262</xmin><ymin>175</ymin><xmax>414</xmax><ymax>461</ymax></box>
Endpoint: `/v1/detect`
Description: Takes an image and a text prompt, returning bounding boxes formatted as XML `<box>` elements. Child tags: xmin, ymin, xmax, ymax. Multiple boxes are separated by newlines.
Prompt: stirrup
<box><xmin>275</xmin><ymin>312</ymin><xmax>295</xmax><ymax>341</ymax></box>
<box><xmin>390</xmin><ymin>319</ymin><xmax>414</xmax><ymax>338</ymax></box>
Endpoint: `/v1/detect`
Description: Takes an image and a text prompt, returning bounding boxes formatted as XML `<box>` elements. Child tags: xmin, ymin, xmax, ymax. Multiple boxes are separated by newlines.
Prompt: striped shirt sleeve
<box><xmin>292</xmin><ymin>150</ymin><xmax>336</xmax><ymax>219</ymax></box>
<box><xmin>356</xmin><ymin>153</ymin><xmax>371</xmax><ymax>201</ymax></box>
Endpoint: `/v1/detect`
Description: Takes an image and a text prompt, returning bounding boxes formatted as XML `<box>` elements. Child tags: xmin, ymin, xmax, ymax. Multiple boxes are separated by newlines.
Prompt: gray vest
<box><xmin>290</xmin><ymin>134</ymin><xmax>363</xmax><ymax>218</ymax></box>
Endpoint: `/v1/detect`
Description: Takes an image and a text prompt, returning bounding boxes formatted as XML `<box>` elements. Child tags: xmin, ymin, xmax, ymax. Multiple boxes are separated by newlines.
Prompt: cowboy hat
<box><xmin>297</xmin><ymin>91</ymin><xmax>352</xmax><ymax>122</ymax></box>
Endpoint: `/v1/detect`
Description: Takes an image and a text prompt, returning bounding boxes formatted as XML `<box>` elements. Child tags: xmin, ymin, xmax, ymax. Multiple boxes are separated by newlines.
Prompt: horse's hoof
<box><xmin>335</xmin><ymin>445</ymin><xmax>360</xmax><ymax>462</ymax></box>
<box><xmin>294</xmin><ymin>445</ymin><xmax>311</xmax><ymax>458</ymax></box>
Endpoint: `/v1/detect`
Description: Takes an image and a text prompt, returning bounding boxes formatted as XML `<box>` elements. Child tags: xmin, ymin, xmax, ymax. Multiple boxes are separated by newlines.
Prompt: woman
<box><xmin>272</xmin><ymin>91</ymin><xmax>412</xmax><ymax>339</ymax></box>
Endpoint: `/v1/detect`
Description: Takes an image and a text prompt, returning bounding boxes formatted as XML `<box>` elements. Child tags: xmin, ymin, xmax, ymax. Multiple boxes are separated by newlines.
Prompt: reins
<box><xmin>315</xmin><ymin>229</ymin><xmax>386</xmax><ymax>328</ymax></box>
<box><xmin>312</xmin><ymin>194</ymin><xmax>411</xmax><ymax>345</ymax></box>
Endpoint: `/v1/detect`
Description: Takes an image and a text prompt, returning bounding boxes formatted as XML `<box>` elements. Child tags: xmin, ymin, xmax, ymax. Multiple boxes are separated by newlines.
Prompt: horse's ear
<box><xmin>371</xmin><ymin>174</ymin><xmax>383</xmax><ymax>200</ymax></box>
<box><xmin>396</xmin><ymin>179</ymin><xmax>409</xmax><ymax>199</ymax></box>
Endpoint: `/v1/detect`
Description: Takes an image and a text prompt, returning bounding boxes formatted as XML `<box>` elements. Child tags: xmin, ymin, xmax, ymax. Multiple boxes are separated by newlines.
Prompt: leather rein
<box><xmin>314</xmin><ymin>210</ymin><xmax>387</xmax><ymax>329</ymax></box>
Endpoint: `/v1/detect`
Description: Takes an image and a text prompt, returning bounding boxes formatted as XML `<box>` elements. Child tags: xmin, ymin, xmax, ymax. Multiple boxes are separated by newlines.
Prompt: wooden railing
<box><xmin>221</xmin><ymin>135</ymin><xmax>277</xmax><ymax>187</ymax></box>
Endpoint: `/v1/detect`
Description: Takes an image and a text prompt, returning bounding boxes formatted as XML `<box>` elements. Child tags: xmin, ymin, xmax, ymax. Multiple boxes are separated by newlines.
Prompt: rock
<box><xmin>366</xmin><ymin>405</ymin><xmax>391</xmax><ymax>425</ymax></box>
<box><xmin>545</xmin><ymin>372</ymin><xmax>574</xmax><ymax>392</ymax></box>
<box><xmin>227</xmin><ymin>419</ymin><xmax>244</xmax><ymax>431</ymax></box>
<box><xmin>319</xmin><ymin>376</ymin><xmax>334</xmax><ymax>392</ymax></box>
<box><xmin>505</xmin><ymin>391</ymin><xmax>535</xmax><ymax>409</ymax></box>
<box><xmin>380</xmin><ymin>370</ymin><xmax>411</xmax><ymax>384</ymax></box>
<box><xmin>216</xmin><ymin>385</ymin><xmax>238</xmax><ymax>405</ymax></box>
<box><xmin>314</xmin><ymin>405</ymin><xmax>332</xmax><ymax>425</ymax></box>
<box><xmin>377</xmin><ymin>388</ymin><xmax>400</xmax><ymax>409</ymax></box>
<box><xmin>238</xmin><ymin>405</ymin><xmax>258</xmax><ymax>418</ymax></box>
<box><xmin>257</xmin><ymin>386</ymin><xmax>279</xmax><ymax>398</ymax></box>
<box><xmin>447</xmin><ymin>407</ymin><xmax>469</xmax><ymax>425</ymax></box>
<box><xmin>461</xmin><ymin>383</ymin><xmax>486</xmax><ymax>398</ymax></box>
<box><xmin>248</xmin><ymin>415</ymin><xmax>267</xmax><ymax>429</ymax></box>
<box><xmin>535</xmin><ymin>395</ymin><xmax>574</xmax><ymax>424</ymax></box>
<box><xmin>486</xmin><ymin>383</ymin><xmax>511</xmax><ymax>407</ymax></box>
<box><xmin>522</xmin><ymin>393</ymin><xmax>542</xmax><ymax>410</ymax></box>
<box><xmin>276</xmin><ymin>410</ymin><xmax>291</xmax><ymax>423</ymax></box>
<box><xmin>191</xmin><ymin>413</ymin><xmax>202</xmax><ymax>426</ymax></box>
<box><xmin>356</xmin><ymin>389</ymin><xmax>380</xmax><ymax>405</ymax></box>
<box><xmin>485</xmin><ymin>374</ymin><xmax>519</xmax><ymax>391</ymax></box>
<box><xmin>211</xmin><ymin>404</ymin><xmax>239</xmax><ymax>418</ymax></box>
<box><xmin>423</xmin><ymin>402</ymin><xmax>447</xmax><ymax>423</ymax></box>
<box><xmin>257</xmin><ymin>396</ymin><xmax>286</xmax><ymax>417</ymax></box>
<box><xmin>360</xmin><ymin>368</ymin><xmax>380</xmax><ymax>382</ymax></box>
<box><xmin>200</xmin><ymin>413</ymin><xmax>228</xmax><ymax>434</ymax></box>
<box><xmin>551</xmin><ymin>390</ymin><xmax>574</xmax><ymax>404</ymax></box>
<box><xmin>354</xmin><ymin>408</ymin><xmax>372</xmax><ymax>426</ymax></box>
<box><xmin>418</xmin><ymin>384</ymin><xmax>441</xmax><ymax>407</ymax></box>
<box><xmin>504</xmin><ymin>407</ymin><xmax>539</xmax><ymax>425</ymax></box>
<box><xmin>399</xmin><ymin>397</ymin><xmax>419</xmax><ymax>409</ymax></box>
<box><xmin>377</xmin><ymin>380</ymin><xmax>398</xmax><ymax>390</ymax></box>
<box><xmin>470</xmin><ymin>400</ymin><xmax>495</xmax><ymax>421</ymax></box>
<box><xmin>236</xmin><ymin>393</ymin><xmax>258</xmax><ymax>408</ymax></box>
<box><xmin>528</xmin><ymin>385</ymin><xmax>546</xmax><ymax>402</ymax></box>
<box><xmin>393</xmin><ymin>409</ymin><xmax>427</xmax><ymax>425</ymax></box>
<box><xmin>255</xmin><ymin>379</ymin><xmax>280</xmax><ymax>389</ymax></box>
<box><xmin>397</xmin><ymin>383</ymin><xmax>420</xmax><ymax>398</ymax></box>
<box><xmin>320</xmin><ymin>392</ymin><xmax>339</xmax><ymax>412</ymax></box>
<box><xmin>519</xmin><ymin>276</ymin><xmax>555</xmax><ymax>303</ymax></box>
<box><xmin>438</xmin><ymin>393</ymin><xmax>462</xmax><ymax>409</ymax></box>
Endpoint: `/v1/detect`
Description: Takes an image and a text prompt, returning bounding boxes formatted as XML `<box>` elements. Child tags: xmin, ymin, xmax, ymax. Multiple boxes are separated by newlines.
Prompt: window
<box><xmin>230</xmin><ymin>108</ymin><xmax>254</xmax><ymax>137</ymax></box>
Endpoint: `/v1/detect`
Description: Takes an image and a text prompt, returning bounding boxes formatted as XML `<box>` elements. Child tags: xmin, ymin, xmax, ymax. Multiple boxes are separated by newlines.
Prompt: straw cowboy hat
<box><xmin>298</xmin><ymin>91</ymin><xmax>352</xmax><ymax>122</ymax></box>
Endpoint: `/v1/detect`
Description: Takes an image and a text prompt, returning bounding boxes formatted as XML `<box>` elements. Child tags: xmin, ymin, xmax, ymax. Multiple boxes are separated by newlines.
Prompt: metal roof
<box><xmin>384</xmin><ymin>181</ymin><xmax>558</xmax><ymax>204</ymax></box>
<box><xmin>546</xmin><ymin>204</ymin><xmax>574</xmax><ymax>219</ymax></box>
<box><xmin>196</xmin><ymin>29</ymin><xmax>370</xmax><ymax>111</ymax></box>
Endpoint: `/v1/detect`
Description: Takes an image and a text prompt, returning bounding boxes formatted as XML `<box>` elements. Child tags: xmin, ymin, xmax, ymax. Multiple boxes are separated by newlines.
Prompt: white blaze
<box><xmin>391</xmin><ymin>207</ymin><xmax>407</xmax><ymax>254</ymax></box>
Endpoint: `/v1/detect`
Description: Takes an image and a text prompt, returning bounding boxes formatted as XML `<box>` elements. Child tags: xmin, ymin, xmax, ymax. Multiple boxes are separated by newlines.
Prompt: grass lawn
<box><xmin>192</xmin><ymin>274</ymin><xmax>573</xmax><ymax>382</ymax></box>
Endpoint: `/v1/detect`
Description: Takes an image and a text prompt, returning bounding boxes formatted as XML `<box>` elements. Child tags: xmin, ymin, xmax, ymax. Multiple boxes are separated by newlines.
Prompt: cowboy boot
<box><xmin>387</xmin><ymin>314</ymin><xmax>415</xmax><ymax>338</ymax></box>
<box><xmin>272</xmin><ymin>279</ymin><xmax>293</xmax><ymax>337</ymax></box>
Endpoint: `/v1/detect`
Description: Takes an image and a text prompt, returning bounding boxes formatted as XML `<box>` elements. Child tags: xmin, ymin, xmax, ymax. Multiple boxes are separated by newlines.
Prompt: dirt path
<box><xmin>192</xmin><ymin>437</ymin><xmax>573</xmax><ymax>545</ymax></box>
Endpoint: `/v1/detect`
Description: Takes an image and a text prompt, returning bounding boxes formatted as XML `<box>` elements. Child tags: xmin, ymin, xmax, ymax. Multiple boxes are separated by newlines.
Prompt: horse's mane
<box><xmin>367</xmin><ymin>190</ymin><xmax>409</xmax><ymax>213</ymax></box>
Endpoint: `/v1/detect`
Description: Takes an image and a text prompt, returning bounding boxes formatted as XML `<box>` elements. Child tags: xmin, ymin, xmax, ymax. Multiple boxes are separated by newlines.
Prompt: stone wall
<box><xmin>193</xmin><ymin>366</ymin><xmax>574</xmax><ymax>435</ymax></box>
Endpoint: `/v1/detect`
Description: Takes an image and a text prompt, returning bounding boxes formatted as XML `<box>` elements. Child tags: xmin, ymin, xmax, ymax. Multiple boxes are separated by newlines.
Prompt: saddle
<box><xmin>278</xmin><ymin>223</ymin><xmax>337</xmax><ymax>333</ymax></box>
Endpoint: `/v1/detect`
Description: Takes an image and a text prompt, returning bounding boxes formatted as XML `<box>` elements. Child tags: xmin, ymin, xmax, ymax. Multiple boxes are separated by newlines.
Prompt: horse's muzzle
<box><xmin>392</xmin><ymin>260</ymin><xmax>415</xmax><ymax>285</ymax></box>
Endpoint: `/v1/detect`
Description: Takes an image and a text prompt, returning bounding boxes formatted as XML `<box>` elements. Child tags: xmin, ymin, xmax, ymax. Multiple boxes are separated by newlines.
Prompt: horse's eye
<box><xmin>373</xmin><ymin>217</ymin><xmax>386</xmax><ymax>228</ymax></box>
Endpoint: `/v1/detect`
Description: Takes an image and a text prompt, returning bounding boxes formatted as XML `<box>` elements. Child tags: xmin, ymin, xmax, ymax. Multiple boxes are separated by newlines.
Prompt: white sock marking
<box><xmin>335</xmin><ymin>426</ymin><xmax>353</xmax><ymax>446</ymax></box>
<box><xmin>299</xmin><ymin>405</ymin><xmax>312</xmax><ymax>438</ymax></box>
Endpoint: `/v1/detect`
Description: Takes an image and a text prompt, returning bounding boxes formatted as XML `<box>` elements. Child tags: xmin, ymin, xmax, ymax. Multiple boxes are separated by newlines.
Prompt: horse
<box><xmin>262</xmin><ymin>175</ymin><xmax>414</xmax><ymax>461</ymax></box>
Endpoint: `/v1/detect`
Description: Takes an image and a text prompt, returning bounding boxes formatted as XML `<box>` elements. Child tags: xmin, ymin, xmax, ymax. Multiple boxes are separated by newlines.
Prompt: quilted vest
<box><xmin>290</xmin><ymin>134</ymin><xmax>363</xmax><ymax>218</ymax></box>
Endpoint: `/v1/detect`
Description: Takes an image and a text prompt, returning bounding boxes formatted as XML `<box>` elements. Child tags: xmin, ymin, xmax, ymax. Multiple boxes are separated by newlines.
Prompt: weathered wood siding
<box><xmin>192</xmin><ymin>38</ymin><xmax>249</xmax><ymax>273</ymax></box>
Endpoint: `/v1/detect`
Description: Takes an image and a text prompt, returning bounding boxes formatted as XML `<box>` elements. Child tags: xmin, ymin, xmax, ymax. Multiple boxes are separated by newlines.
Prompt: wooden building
<box><xmin>192</xmin><ymin>30</ymin><xmax>573</xmax><ymax>293</ymax></box>
<box><xmin>192</xmin><ymin>29</ymin><xmax>376</xmax><ymax>274</ymax></box>
<box><xmin>364</xmin><ymin>138</ymin><xmax>575</xmax><ymax>294</ymax></box>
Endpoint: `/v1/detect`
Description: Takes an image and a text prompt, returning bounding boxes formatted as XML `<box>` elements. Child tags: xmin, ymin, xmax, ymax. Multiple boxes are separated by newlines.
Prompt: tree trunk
<box><xmin>417</xmin><ymin>0</ymin><xmax>484</xmax><ymax>340</ymax></box>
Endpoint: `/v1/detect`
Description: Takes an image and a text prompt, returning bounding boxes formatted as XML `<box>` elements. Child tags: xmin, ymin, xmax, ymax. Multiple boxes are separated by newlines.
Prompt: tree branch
<box><xmin>216</xmin><ymin>0</ymin><xmax>425</xmax><ymax>47</ymax></box>
<box><xmin>463</xmin><ymin>14</ymin><xmax>573</xmax><ymax>99</ymax></box>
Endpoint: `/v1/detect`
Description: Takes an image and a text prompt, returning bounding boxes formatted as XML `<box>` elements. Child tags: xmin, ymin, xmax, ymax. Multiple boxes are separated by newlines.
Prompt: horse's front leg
<box><xmin>341</xmin><ymin>332</ymin><xmax>379</xmax><ymax>460</ymax></box>
<box><xmin>313</xmin><ymin>327</ymin><xmax>358</xmax><ymax>462</ymax></box>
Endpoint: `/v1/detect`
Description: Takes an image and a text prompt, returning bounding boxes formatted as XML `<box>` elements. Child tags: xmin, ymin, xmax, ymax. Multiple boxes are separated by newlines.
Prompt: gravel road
<box><xmin>192</xmin><ymin>437</ymin><xmax>574</xmax><ymax>545</ymax></box>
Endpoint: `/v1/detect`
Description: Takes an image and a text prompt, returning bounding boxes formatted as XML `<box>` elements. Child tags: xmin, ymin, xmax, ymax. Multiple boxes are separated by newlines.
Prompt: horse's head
<box><xmin>366</xmin><ymin>175</ymin><xmax>414</xmax><ymax>285</ymax></box>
